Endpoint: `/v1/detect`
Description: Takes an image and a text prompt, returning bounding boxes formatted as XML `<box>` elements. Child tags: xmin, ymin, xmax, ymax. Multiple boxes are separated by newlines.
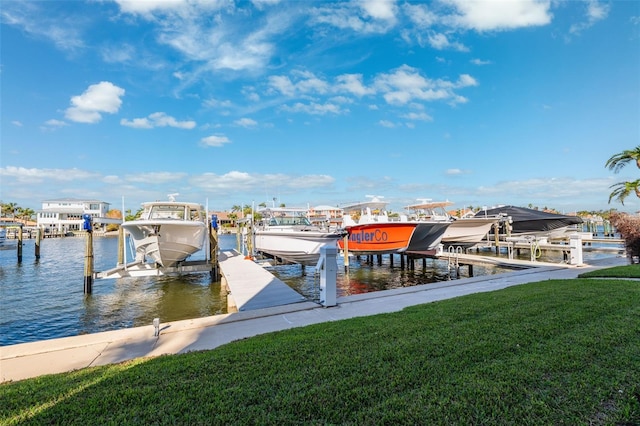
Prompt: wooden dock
<box><xmin>218</xmin><ymin>250</ymin><xmax>312</xmax><ymax>312</ymax></box>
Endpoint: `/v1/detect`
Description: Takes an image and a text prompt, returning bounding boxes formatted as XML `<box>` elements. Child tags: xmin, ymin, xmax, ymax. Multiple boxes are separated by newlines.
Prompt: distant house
<box><xmin>209</xmin><ymin>211</ymin><xmax>234</xmax><ymax>228</ymax></box>
<box><xmin>308</xmin><ymin>204</ymin><xmax>343</xmax><ymax>228</ymax></box>
<box><xmin>37</xmin><ymin>198</ymin><xmax>111</xmax><ymax>233</ymax></box>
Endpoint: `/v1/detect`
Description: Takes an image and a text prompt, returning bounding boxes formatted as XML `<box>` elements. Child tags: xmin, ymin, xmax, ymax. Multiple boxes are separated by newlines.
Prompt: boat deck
<box><xmin>218</xmin><ymin>250</ymin><xmax>313</xmax><ymax>312</ymax></box>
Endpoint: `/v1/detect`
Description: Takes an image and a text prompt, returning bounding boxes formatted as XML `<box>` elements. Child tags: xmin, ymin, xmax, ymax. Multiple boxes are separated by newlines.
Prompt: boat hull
<box><xmin>122</xmin><ymin>220</ymin><xmax>207</xmax><ymax>267</ymax></box>
<box><xmin>339</xmin><ymin>222</ymin><xmax>450</xmax><ymax>255</ymax></box>
<box><xmin>254</xmin><ymin>227</ymin><xmax>345</xmax><ymax>266</ymax></box>
<box><xmin>477</xmin><ymin>206</ymin><xmax>583</xmax><ymax>238</ymax></box>
<box><xmin>441</xmin><ymin>217</ymin><xmax>500</xmax><ymax>246</ymax></box>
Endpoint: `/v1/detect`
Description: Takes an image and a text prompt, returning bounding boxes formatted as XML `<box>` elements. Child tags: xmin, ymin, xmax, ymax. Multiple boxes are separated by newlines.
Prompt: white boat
<box><xmin>253</xmin><ymin>207</ymin><xmax>346</xmax><ymax>266</ymax></box>
<box><xmin>475</xmin><ymin>205</ymin><xmax>583</xmax><ymax>240</ymax></box>
<box><xmin>122</xmin><ymin>195</ymin><xmax>208</xmax><ymax>267</ymax></box>
<box><xmin>405</xmin><ymin>200</ymin><xmax>501</xmax><ymax>247</ymax></box>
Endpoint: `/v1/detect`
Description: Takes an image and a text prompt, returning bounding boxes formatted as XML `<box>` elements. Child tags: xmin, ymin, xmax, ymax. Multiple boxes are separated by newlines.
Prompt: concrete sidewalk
<box><xmin>0</xmin><ymin>255</ymin><xmax>629</xmax><ymax>383</ymax></box>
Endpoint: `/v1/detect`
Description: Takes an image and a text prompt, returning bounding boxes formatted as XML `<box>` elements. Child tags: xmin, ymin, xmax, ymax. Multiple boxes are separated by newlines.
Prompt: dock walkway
<box><xmin>219</xmin><ymin>250</ymin><xmax>312</xmax><ymax>312</ymax></box>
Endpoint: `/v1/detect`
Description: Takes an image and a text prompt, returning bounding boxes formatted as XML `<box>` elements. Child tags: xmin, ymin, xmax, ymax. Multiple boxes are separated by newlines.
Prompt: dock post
<box><xmin>117</xmin><ymin>226</ymin><xmax>124</xmax><ymax>266</ymax></box>
<box><xmin>35</xmin><ymin>228</ymin><xmax>42</xmax><ymax>260</ymax></box>
<box><xmin>319</xmin><ymin>246</ymin><xmax>337</xmax><ymax>307</ymax></box>
<box><xmin>343</xmin><ymin>235</ymin><xmax>350</xmax><ymax>270</ymax></box>
<box><xmin>210</xmin><ymin>215</ymin><xmax>219</xmax><ymax>280</ymax></box>
<box><xmin>83</xmin><ymin>214</ymin><xmax>94</xmax><ymax>294</ymax></box>
<box><xmin>17</xmin><ymin>226</ymin><xmax>23</xmax><ymax>263</ymax></box>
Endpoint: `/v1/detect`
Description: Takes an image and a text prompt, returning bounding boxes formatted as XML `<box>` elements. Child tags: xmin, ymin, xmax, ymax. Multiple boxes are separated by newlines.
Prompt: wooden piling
<box><xmin>84</xmin><ymin>229</ymin><xmax>94</xmax><ymax>294</ymax></box>
<box><xmin>35</xmin><ymin>228</ymin><xmax>42</xmax><ymax>260</ymax></box>
<box><xmin>117</xmin><ymin>226</ymin><xmax>124</xmax><ymax>266</ymax></box>
<box><xmin>209</xmin><ymin>219</ymin><xmax>219</xmax><ymax>280</ymax></box>
<box><xmin>343</xmin><ymin>235</ymin><xmax>350</xmax><ymax>269</ymax></box>
<box><xmin>17</xmin><ymin>226</ymin><xmax>23</xmax><ymax>263</ymax></box>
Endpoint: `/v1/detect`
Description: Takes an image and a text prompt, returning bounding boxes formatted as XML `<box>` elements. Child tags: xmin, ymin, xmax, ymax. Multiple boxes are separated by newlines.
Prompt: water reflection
<box><xmin>265</xmin><ymin>252</ymin><xmax>515</xmax><ymax>301</ymax></box>
<box><xmin>0</xmin><ymin>236</ymin><xmax>228</xmax><ymax>345</ymax></box>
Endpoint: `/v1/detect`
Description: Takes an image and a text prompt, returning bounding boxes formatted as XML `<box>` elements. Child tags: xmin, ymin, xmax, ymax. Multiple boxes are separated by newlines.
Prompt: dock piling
<box><xmin>83</xmin><ymin>214</ymin><xmax>94</xmax><ymax>294</ymax></box>
<box><xmin>35</xmin><ymin>228</ymin><xmax>42</xmax><ymax>260</ymax></box>
<box><xmin>17</xmin><ymin>226</ymin><xmax>23</xmax><ymax>263</ymax></box>
<box><xmin>210</xmin><ymin>215</ymin><xmax>219</xmax><ymax>280</ymax></box>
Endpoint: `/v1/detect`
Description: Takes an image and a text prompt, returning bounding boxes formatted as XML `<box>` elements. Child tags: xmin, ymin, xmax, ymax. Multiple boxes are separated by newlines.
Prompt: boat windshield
<box><xmin>268</xmin><ymin>216</ymin><xmax>311</xmax><ymax>226</ymax></box>
<box><xmin>149</xmin><ymin>205</ymin><xmax>185</xmax><ymax>220</ymax></box>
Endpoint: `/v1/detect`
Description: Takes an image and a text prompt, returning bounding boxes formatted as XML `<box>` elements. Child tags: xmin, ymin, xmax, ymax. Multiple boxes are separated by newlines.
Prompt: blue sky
<box><xmin>1</xmin><ymin>0</ymin><xmax>639</xmax><ymax>215</ymax></box>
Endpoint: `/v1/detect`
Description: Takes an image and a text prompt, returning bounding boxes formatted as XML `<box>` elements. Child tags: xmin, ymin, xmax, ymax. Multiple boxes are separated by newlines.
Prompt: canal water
<box><xmin>0</xmin><ymin>232</ymin><xmax>616</xmax><ymax>346</ymax></box>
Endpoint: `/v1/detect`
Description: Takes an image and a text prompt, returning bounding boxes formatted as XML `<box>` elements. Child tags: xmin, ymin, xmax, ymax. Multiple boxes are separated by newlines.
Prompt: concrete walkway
<box><xmin>0</xmin><ymin>255</ymin><xmax>629</xmax><ymax>383</ymax></box>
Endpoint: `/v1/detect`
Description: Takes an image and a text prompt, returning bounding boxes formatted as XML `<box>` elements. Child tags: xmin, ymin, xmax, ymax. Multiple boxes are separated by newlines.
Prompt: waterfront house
<box><xmin>37</xmin><ymin>198</ymin><xmax>111</xmax><ymax>234</ymax></box>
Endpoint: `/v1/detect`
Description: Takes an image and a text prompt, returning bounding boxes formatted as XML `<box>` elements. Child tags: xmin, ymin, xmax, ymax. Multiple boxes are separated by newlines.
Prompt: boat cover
<box><xmin>474</xmin><ymin>205</ymin><xmax>583</xmax><ymax>233</ymax></box>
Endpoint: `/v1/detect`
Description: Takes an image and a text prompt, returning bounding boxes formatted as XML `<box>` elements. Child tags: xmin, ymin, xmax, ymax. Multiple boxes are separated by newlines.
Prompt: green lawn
<box><xmin>1</xmin><ymin>268</ymin><xmax>639</xmax><ymax>425</ymax></box>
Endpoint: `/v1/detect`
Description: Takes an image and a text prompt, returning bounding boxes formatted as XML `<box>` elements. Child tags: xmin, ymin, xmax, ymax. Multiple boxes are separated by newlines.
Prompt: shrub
<box><xmin>609</xmin><ymin>212</ymin><xmax>640</xmax><ymax>263</ymax></box>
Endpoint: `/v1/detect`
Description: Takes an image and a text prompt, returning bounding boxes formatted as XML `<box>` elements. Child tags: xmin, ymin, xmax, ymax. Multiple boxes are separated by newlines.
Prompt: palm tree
<box><xmin>18</xmin><ymin>207</ymin><xmax>35</xmax><ymax>222</ymax></box>
<box><xmin>2</xmin><ymin>202</ymin><xmax>18</xmax><ymax>218</ymax></box>
<box><xmin>606</xmin><ymin>146</ymin><xmax>640</xmax><ymax>204</ymax></box>
<box><xmin>608</xmin><ymin>179</ymin><xmax>640</xmax><ymax>205</ymax></box>
<box><xmin>605</xmin><ymin>145</ymin><xmax>640</xmax><ymax>172</ymax></box>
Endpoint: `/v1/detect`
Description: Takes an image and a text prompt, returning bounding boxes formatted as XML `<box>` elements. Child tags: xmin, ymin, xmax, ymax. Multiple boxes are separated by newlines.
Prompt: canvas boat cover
<box><xmin>474</xmin><ymin>205</ymin><xmax>583</xmax><ymax>233</ymax></box>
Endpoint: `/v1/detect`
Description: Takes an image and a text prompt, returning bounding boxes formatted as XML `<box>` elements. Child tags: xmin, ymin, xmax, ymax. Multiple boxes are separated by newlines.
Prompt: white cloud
<box><xmin>379</xmin><ymin>120</ymin><xmax>396</xmax><ymax>128</ymax></box>
<box><xmin>335</xmin><ymin>74</ymin><xmax>375</xmax><ymax>97</ymax></box>
<box><xmin>374</xmin><ymin>65</ymin><xmax>475</xmax><ymax>106</ymax></box>
<box><xmin>125</xmin><ymin>171</ymin><xmax>188</xmax><ymax>184</ymax></box>
<box><xmin>281</xmin><ymin>102</ymin><xmax>346</xmax><ymax>115</ymax></box>
<box><xmin>569</xmin><ymin>0</ymin><xmax>610</xmax><ymax>35</ymax></box>
<box><xmin>0</xmin><ymin>166</ymin><xmax>96</xmax><ymax>183</ymax></box>
<box><xmin>189</xmin><ymin>170</ymin><xmax>335</xmax><ymax>193</ymax></box>
<box><xmin>0</xmin><ymin>2</ymin><xmax>86</xmax><ymax>52</ymax></box>
<box><xmin>446</xmin><ymin>168</ymin><xmax>466</xmax><ymax>175</ymax></box>
<box><xmin>101</xmin><ymin>43</ymin><xmax>135</xmax><ymax>64</ymax></box>
<box><xmin>234</xmin><ymin>118</ymin><xmax>258</xmax><ymax>127</ymax></box>
<box><xmin>360</xmin><ymin>0</ymin><xmax>398</xmax><ymax>21</ymax></box>
<box><xmin>401</xmin><ymin>112</ymin><xmax>433</xmax><ymax>121</ymax></box>
<box><xmin>114</xmin><ymin>0</ymin><xmax>188</xmax><ymax>16</ymax></box>
<box><xmin>201</xmin><ymin>135</ymin><xmax>232</xmax><ymax>147</ymax></box>
<box><xmin>444</xmin><ymin>0</ymin><xmax>553</xmax><ymax>31</ymax></box>
<box><xmin>12</xmin><ymin>121</ymin><xmax>23</xmax><ymax>127</ymax></box>
<box><xmin>65</xmin><ymin>82</ymin><xmax>125</xmax><ymax>124</ymax></box>
<box><xmin>310</xmin><ymin>1</ymin><xmax>397</xmax><ymax>34</ymax></box>
<box><xmin>470</xmin><ymin>58</ymin><xmax>492</xmax><ymax>65</ymax></box>
<box><xmin>43</xmin><ymin>119</ymin><xmax>68</xmax><ymax>129</ymax></box>
<box><xmin>426</xmin><ymin>32</ymin><xmax>467</xmax><ymax>51</ymax></box>
<box><xmin>121</xmin><ymin>112</ymin><xmax>196</xmax><ymax>129</ymax></box>
<box><xmin>403</xmin><ymin>3</ymin><xmax>438</xmax><ymax>27</ymax></box>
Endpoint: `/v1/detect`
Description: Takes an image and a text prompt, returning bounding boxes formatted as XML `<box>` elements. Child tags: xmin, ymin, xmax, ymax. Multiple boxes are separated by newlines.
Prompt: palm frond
<box><xmin>605</xmin><ymin>146</ymin><xmax>640</xmax><ymax>173</ymax></box>
<box><xmin>608</xmin><ymin>179</ymin><xmax>640</xmax><ymax>205</ymax></box>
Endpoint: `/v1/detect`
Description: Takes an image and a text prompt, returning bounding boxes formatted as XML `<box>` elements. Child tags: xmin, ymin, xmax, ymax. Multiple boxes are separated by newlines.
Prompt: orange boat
<box><xmin>338</xmin><ymin>196</ymin><xmax>450</xmax><ymax>255</ymax></box>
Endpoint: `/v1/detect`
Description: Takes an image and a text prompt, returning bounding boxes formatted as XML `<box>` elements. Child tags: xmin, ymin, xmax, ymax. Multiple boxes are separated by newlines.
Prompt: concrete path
<box><xmin>0</xmin><ymin>255</ymin><xmax>628</xmax><ymax>383</ymax></box>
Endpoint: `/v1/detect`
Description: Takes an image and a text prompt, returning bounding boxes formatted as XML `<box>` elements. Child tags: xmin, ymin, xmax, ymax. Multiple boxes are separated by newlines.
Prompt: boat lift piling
<box><xmin>209</xmin><ymin>214</ymin><xmax>219</xmax><ymax>280</ymax></box>
<box><xmin>35</xmin><ymin>228</ymin><xmax>42</xmax><ymax>260</ymax></box>
<box><xmin>83</xmin><ymin>214</ymin><xmax>94</xmax><ymax>294</ymax></box>
<box><xmin>16</xmin><ymin>226</ymin><xmax>23</xmax><ymax>263</ymax></box>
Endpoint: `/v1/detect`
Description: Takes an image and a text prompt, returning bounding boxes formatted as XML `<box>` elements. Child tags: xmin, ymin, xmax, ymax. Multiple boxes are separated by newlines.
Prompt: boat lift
<box><xmin>94</xmin><ymin>213</ymin><xmax>220</xmax><ymax>281</ymax></box>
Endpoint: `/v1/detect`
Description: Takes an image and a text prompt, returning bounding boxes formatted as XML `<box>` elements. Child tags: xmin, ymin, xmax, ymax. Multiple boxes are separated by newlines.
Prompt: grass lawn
<box><xmin>1</xmin><ymin>269</ymin><xmax>639</xmax><ymax>425</ymax></box>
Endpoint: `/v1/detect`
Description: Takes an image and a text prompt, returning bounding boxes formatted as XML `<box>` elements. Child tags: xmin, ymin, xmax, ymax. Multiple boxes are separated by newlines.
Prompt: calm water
<box><xmin>0</xmin><ymin>232</ymin><xmax>618</xmax><ymax>346</ymax></box>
